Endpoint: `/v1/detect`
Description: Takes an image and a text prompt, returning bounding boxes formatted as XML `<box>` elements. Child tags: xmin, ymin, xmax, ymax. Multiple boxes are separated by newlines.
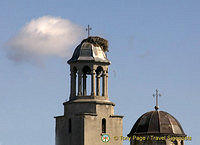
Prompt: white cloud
<box><xmin>4</xmin><ymin>16</ymin><xmax>85</xmax><ymax>64</ymax></box>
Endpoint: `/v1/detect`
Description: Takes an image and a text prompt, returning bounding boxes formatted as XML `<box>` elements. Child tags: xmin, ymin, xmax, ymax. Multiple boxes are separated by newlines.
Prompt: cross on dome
<box><xmin>153</xmin><ymin>89</ymin><xmax>162</xmax><ymax>110</ymax></box>
<box><xmin>86</xmin><ymin>25</ymin><xmax>92</xmax><ymax>37</ymax></box>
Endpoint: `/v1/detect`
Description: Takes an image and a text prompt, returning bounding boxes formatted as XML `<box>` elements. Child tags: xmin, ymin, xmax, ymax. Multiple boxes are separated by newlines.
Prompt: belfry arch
<box><xmin>95</xmin><ymin>66</ymin><xmax>103</xmax><ymax>96</ymax></box>
<box><xmin>82</xmin><ymin>65</ymin><xmax>91</xmax><ymax>96</ymax></box>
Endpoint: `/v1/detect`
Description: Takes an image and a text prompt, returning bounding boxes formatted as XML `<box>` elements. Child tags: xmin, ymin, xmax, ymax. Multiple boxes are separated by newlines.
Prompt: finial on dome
<box><xmin>86</xmin><ymin>25</ymin><xmax>92</xmax><ymax>37</ymax></box>
<box><xmin>153</xmin><ymin>89</ymin><xmax>161</xmax><ymax>111</ymax></box>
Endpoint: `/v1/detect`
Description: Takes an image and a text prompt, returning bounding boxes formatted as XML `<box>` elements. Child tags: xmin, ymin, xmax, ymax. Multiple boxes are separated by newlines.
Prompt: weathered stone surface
<box><xmin>81</xmin><ymin>36</ymin><xmax>109</xmax><ymax>52</ymax></box>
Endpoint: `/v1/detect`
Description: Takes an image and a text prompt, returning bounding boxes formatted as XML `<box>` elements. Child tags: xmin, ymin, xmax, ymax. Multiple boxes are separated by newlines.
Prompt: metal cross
<box><xmin>153</xmin><ymin>89</ymin><xmax>161</xmax><ymax>110</ymax></box>
<box><xmin>86</xmin><ymin>25</ymin><xmax>92</xmax><ymax>37</ymax></box>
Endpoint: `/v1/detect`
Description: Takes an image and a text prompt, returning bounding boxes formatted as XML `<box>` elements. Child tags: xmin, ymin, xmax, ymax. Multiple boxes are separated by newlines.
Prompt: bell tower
<box><xmin>55</xmin><ymin>36</ymin><xmax>123</xmax><ymax>145</ymax></box>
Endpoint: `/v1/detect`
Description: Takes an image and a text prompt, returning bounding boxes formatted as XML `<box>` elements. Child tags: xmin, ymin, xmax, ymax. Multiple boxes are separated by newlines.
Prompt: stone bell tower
<box><xmin>55</xmin><ymin>36</ymin><xmax>123</xmax><ymax>145</ymax></box>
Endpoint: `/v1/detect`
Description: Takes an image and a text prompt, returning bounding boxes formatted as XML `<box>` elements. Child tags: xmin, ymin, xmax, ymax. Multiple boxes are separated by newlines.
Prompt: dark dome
<box><xmin>128</xmin><ymin>111</ymin><xmax>186</xmax><ymax>137</ymax></box>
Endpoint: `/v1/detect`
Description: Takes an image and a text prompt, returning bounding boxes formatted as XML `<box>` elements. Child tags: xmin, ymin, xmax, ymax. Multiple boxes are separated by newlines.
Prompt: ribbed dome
<box><xmin>128</xmin><ymin>111</ymin><xmax>186</xmax><ymax>137</ymax></box>
<box><xmin>68</xmin><ymin>36</ymin><xmax>110</xmax><ymax>64</ymax></box>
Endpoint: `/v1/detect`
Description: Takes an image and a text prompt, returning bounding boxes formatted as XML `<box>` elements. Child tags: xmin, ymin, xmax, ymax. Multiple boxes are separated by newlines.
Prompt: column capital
<box><xmin>96</xmin><ymin>74</ymin><xmax>101</xmax><ymax>78</ymax></box>
<box><xmin>106</xmin><ymin>72</ymin><xmax>108</xmax><ymax>77</ymax></box>
<box><xmin>92</xmin><ymin>69</ymin><xmax>96</xmax><ymax>74</ymax></box>
<box><xmin>78</xmin><ymin>70</ymin><xmax>82</xmax><ymax>75</ymax></box>
<box><xmin>83</xmin><ymin>73</ymin><xmax>87</xmax><ymax>78</ymax></box>
<box><xmin>70</xmin><ymin>72</ymin><xmax>76</xmax><ymax>76</ymax></box>
<box><xmin>102</xmin><ymin>70</ymin><xmax>107</xmax><ymax>76</ymax></box>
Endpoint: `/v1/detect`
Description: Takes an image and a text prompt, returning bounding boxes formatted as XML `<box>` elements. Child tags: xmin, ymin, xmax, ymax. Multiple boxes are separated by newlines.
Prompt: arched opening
<box><xmin>172</xmin><ymin>140</ymin><xmax>178</xmax><ymax>145</ymax></box>
<box><xmin>86</xmin><ymin>75</ymin><xmax>91</xmax><ymax>96</ymax></box>
<box><xmin>102</xmin><ymin>118</ymin><xmax>106</xmax><ymax>133</ymax></box>
<box><xmin>68</xmin><ymin>118</ymin><xmax>72</xmax><ymax>133</ymax></box>
<box><xmin>82</xmin><ymin>66</ymin><xmax>91</xmax><ymax>96</ymax></box>
<box><xmin>82</xmin><ymin>66</ymin><xmax>91</xmax><ymax>74</ymax></box>
<box><xmin>96</xmin><ymin>66</ymin><xmax>103</xmax><ymax>96</ymax></box>
<box><xmin>181</xmin><ymin>140</ymin><xmax>184</xmax><ymax>145</ymax></box>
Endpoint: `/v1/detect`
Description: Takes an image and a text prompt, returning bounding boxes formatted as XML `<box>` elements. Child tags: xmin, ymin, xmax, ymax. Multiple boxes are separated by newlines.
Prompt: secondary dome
<box><xmin>128</xmin><ymin>110</ymin><xmax>186</xmax><ymax>137</ymax></box>
<box><xmin>68</xmin><ymin>36</ymin><xmax>110</xmax><ymax>64</ymax></box>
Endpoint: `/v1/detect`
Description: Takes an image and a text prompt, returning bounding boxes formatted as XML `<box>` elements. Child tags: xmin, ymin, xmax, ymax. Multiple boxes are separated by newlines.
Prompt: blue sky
<box><xmin>0</xmin><ymin>0</ymin><xmax>199</xmax><ymax>145</ymax></box>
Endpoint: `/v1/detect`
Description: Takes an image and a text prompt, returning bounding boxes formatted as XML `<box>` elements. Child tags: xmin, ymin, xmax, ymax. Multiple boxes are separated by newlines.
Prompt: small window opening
<box><xmin>69</xmin><ymin>118</ymin><xmax>72</xmax><ymax>133</ymax></box>
<box><xmin>102</xmin><ymin>118</ymin><xmax>106</xmax><ymax>133</ymax></box>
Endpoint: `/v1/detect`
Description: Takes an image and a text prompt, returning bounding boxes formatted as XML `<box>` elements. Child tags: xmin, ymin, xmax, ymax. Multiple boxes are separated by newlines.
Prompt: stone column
<box><xmin>105</xmin><ymin>71</ymin><xmax>108</xmax><ymax>97</ymax></box>
<box><xmin>70</xmin><ymin>69</ymin><xmax>76</xmax><ymax>99</ymax></box>
<box><xmin>83</xmin><ymin>74</ymin><xmax>87</xmax><ymax>96</ymax></box>
<box><xmin>96</xmin><ymin>74</ymin><xmax>100</xmax><ymax>96</ymax></box>
<box><xmin>70</xmin><ymin>70</ymin><xmax>73</xmax><ymax>98</ymax></box>
<box><xmin>91</xmin><ymin>69</ymin><xmax>96</xmax><ymax>96</ymax></box>
<box><xmin>78</xmin><ymin>70</ymin><xmax>82</xmax><ymax>96</ymax></box>
<box><xmin>102</xmin><ymin>70</ymin><xmax>106</xmax><ymax>96</ymax></box>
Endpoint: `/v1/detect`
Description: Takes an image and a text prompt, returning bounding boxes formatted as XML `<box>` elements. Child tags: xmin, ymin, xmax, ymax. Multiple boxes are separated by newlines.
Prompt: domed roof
<box><xmin>68</xmin><ymin>36</ymin><xmax>110</xmax><ymax>64</ymax></box>
<box><xmin>128</xmin><ymin>111</ymin><xmax>186</xmax><ymax>137</ymax></box>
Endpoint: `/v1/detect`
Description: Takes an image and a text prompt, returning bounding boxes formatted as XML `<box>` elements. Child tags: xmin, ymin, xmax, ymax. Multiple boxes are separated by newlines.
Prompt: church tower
<box><xmin>55</xmin><ymin>36</ymin><xmax>123</xmax><ymax>145</ymax></box>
